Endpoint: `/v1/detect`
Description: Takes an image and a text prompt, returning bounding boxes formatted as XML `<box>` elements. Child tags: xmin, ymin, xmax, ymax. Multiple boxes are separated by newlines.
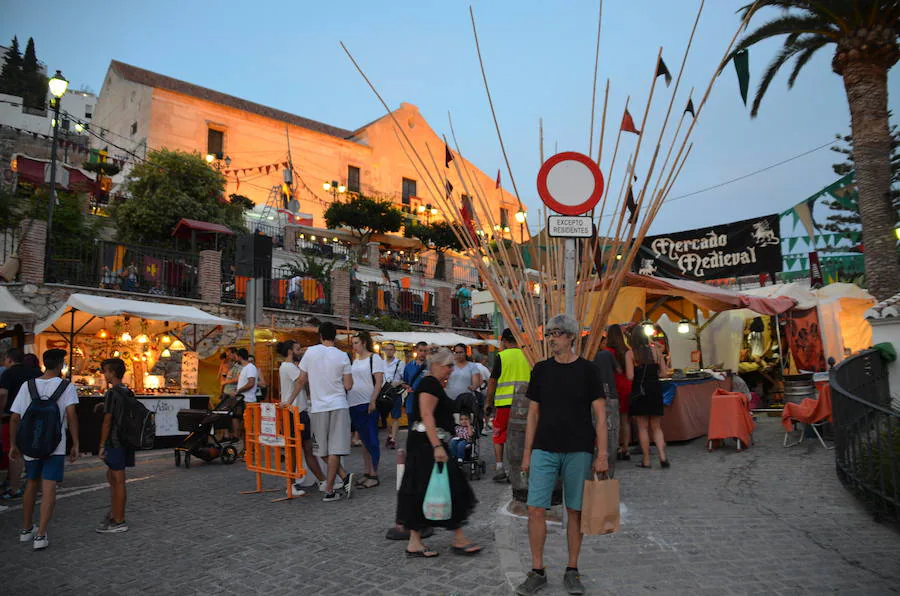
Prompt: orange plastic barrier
<box><xmin>242</xmin><ymin>403</ymin><xmax>306</xmax><ymax>502</ymax></box>
<box><xmin>236</xmin><ymin>275</ymin><xmax>249</xmax><ymax>300</ymax></box>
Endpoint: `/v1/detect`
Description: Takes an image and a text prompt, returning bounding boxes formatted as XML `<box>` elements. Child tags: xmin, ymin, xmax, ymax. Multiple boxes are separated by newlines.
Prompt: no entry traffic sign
<box><xmin>536</xmin><ymin>152</ymin><xmax>604</xmax><ymax>216</ymax></box>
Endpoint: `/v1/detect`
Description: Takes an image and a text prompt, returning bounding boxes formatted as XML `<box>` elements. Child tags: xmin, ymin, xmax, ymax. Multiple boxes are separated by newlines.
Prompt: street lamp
<box><xmin>45</xmin><ymin>70</ymin><xmax>68</xmax><ymax>278</ymax></box>
<box><xmin>515</xmin><ymin>208</ymin><xmax>527</xmax><ymax>243</ymax></box>
<box><xmin>323</xmin><ymin>180</ymin><xmax>346</xmax><ymax>200</ymax></box>
<box><xmin>205</xmin><ymin>153</ymin><xmax>231</xmax><ymax>170</ymax></box>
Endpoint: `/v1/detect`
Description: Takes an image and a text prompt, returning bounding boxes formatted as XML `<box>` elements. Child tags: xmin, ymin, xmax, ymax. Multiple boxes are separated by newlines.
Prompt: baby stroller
<box><xmin>174</xmin><ymin>395</ymin><xmax>241</xmax><ymax>469</ymax></box>
<box><xmin>455</xmin><ymin>392</ymin><xmax>487</xmax><ymax>480</ymax></box>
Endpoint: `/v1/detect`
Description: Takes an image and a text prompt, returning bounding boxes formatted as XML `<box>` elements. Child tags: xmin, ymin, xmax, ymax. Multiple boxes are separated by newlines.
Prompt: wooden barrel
<box><xmin>784</xmin><ymin>374</ymin><xmax>816</xmax><ymax>405</ymax></box>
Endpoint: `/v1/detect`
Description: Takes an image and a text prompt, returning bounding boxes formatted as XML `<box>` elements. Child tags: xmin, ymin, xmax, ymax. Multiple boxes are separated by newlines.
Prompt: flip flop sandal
<box><xmin>451</xmin><ymin>543</ymin><xmax>483</xmax><ymax>556</ymax></box>
<box><xmin>359</xmin><ymin>477</ymin><xmax>381</xmax><ymax>489</ymax></box>
<box><xmin>406</xmin><ymin>548</ymin><xmax>439</xmax><ymax>558</ymax></box>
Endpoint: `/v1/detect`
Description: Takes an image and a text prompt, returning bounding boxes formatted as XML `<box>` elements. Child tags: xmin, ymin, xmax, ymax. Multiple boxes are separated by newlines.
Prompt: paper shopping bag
<box><xmin>580</xmin><ymin>475</ymin><xmax>620</xmax><ymax>535</ymax></box>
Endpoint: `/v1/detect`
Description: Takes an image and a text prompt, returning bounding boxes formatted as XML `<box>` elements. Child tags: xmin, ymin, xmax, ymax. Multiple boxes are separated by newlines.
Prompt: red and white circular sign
<box><xmin>536</xmin><ymin>151</ymin><xmax>604</xmax><ymax>216</ymax></box>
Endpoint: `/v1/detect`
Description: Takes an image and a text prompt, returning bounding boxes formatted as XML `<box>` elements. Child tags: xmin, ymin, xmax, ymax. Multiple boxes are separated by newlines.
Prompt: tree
<box><xmin>21</xmin><ymin>37</ymin><xmax>45</xmax><ymax>110</ymax></box>
<box><xmin>0</xmin><ymin>36</ymin><xmax>24</xmax><ymax>98</ymax></box>
<box><xmin>404</xmin><ymin>220</ymin><xmax>463</xmax><ymax>280</ymax></box>
<box><xmin>323</xmin><ymin>194</ymin><xmax>404</xmax><ymax>256</ymax></box>
<box><xmin>822</xmin><ymin>124</ymin><xmax>899</xmax><ymax>239</ymax></box>
<box><xmin>229</xmin><ymin>193</ymin><xmax>255</xmax><ymax>211</ymax></box>
<box><xmin>24</xmin><ymin>188</ymin><xmax>100</xmax><ymax>252</ymax></box>
<box><xmin>732</xmin><ymin>1</ymin><xmax>900</xmax><ymax>300</ymax></box>
<box><xmin>113</xmin><ymin>149</ymin><xmax>246</xmax><ymax>247</ymax></box>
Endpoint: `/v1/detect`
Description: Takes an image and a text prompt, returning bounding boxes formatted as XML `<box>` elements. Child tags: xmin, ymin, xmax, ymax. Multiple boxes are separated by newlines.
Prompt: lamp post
<box><xmin>205</xmin><ymin>153</ymin><xmax>231</xmax><ymax>171</ymax></box>
<box><xmin>323</xmin><ymin>180</ymin><xmax>346</xmax><ymax>200</ymax></box>
<box><xmin>45</xmin><ymin>70</ymin><xmax>69</xmax><ymax>277</ymax></box>
<box><xmin>515</xmin><ymin>208</ymin><xmax>527</xmax><ymax>243</ymax></box>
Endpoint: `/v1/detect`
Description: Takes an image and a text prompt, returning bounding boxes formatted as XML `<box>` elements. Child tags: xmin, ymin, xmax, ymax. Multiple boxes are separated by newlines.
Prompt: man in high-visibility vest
<box><xmin>486</xmin><ymin>328</ymin><xmax>531</xmax><ymax>483</ymax></box>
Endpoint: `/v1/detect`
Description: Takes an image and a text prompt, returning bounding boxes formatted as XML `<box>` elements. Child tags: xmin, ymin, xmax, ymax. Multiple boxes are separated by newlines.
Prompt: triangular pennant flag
<box><xmin>685</xmin><ymin>98</ymin><xmax>696</xmax><ymax>118</ymax></box>
<box><xmin>235</xmin><ymin>175</ymin><xmax>240</xmax><ymax>191</ymax></box>
<box><xmin>625</xmin><ymin>186</ymin><xmax>638</xmax><ymax>224</ymax></box>
<box><xmin>460</xmin><ymin>196</ymin><xmax>477</xmax><ymax>242</ymax></box>
<box><xmin>444</xmin><ymin>143</ymin><xmax>453</xmax><ymax>168</ymax></box>
<box><xmin>445</xmin><ymin>179</ymin><xmax>453</xmax><ymax>199</ymax></box>
<box><xmin>258</xmin><ymin>167</ymin><xmax>263</xmax><ymax>174</ymax></box>
<box><xmin>656</xmin><ymin>56</ymin><xmax>672</xmax><ymax>86</ymax></box>
<box><xmin>282</xmin><ymin>161</ymin><xmax>289</xmax><ymax>169</ymax></box>
<box><xmin>800</xmin><ymin>257</ymin><xmax>808</xmax><ymax>270</ymax></box>
<box><xmin>732</xmin><ymin>49</ymin><xmax>750</xmax><ymax>106</ymax></box>
<box><xmin>785</xmin><ymin>256</ymin><xmax>795</xmax><ymax>270</ymax></box>
<box><xmin>788</xmin><ymin>237</ymin><xmax>798</xmax><ymax>252</ymax></box>
<box><xmin>495</xmin><ymin>169</ymin><xmax>501</xmax><ymax>189</ymax></box>
<box><xmin>621</xmin><ymin>109</ymin><xmax>641</xmax><ymax>135</ymax></box>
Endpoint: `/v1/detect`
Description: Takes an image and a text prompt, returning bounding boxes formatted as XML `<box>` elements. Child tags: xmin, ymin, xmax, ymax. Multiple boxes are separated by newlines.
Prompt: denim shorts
<box><xmin>526</xmin><ymin>449</ymin><xmax>593</xmax><ymax>511</ymax></box>
<box><xmin>104</xmin><ymin>447</ymin><xmax>136</xmax><ymax>471</ymax></box>
<box><xmin>25</xmin><ymin>455</ymin><xmax>65</xmax><ymax>482</ymax></box>
<box><xmin>391</xmin><ymin>394</ymin><xmax>403</xmax><ymax>420</ymax></box>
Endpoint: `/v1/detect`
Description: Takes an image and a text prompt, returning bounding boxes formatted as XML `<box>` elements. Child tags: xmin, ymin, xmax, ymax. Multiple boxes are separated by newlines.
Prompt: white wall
<box><xmin>870</xmin><ymin>319</ymin><xmax>900</xmax><ymax>402</ymax></box>
<box><xmin>0</xmin><ymin>89</ymin><xmax>96</xmax><ymax>136</ymax></box>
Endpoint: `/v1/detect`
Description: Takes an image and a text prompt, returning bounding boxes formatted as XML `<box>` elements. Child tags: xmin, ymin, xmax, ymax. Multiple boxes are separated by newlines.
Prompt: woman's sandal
<box><xmin>660</xmin><ymin>459</ymin><xmax>671</xmax><ymax>469</ymax></box>
<box><xmin>407</xmin><ymin>548</ymin><xmax>439</xmax><ymax>558</ymax></box>
<box><xmin>636</xmin><ymin>462</ymin><xmax>652</xmax><ymax>469</ymax></box>
<box><xmin>359</xmin><ymin>477</ymin><xmax>380</xmax><ymax>489</ymax></box>
<box><xmin>451</xmin><ymin>543</ymin><xmax>483</xmax><ymax>556</ymax></box>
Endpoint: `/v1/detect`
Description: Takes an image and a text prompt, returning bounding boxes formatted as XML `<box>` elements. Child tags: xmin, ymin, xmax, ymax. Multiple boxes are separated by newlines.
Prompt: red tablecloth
<box><xmin>659</xmin><ymin>377</ymin><xmax>733</xmax><ymax>442</ymax></box>
<box><xmin>707</xmin><ymin>389</ymin><xmax>756</xmax><ymax>449</ymax></box>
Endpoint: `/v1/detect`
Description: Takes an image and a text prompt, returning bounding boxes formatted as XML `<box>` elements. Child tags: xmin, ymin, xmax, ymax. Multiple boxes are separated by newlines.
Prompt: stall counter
<box><xmin>659</xmin><ymin>377</ymin><xmax>733</xmax><ymax>442</ymax></box>
<box><xmin>77</xmin><ymin>394</ymin><xmax>211</xmax><ymax>455</ymax></box>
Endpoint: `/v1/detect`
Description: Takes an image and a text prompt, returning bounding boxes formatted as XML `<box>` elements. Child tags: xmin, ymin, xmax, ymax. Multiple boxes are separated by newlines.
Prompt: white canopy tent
<box><xmin>340</xmin><ymin>330</ymin><xmax>496</xmax><ymax>347</ymax></box>
<box><xmin>36</xmin><ymin>293</ymin><xmax>241</xmax><ymax>339</ymax></box>
<box><xmin>0</xmin><ymin>286</ymin><xmax>35</xmax><ymax>324</ymax></box>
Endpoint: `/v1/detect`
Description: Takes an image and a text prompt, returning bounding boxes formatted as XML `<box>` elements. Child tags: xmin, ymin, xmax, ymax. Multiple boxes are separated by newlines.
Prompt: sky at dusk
<box><xmin>3</xmin><ymin>0</ymin><xmax>898</xmax><ymax>236</ymax></box>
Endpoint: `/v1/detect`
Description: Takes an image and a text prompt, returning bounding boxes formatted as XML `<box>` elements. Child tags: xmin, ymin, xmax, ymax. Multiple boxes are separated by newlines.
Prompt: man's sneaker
<box><xmin>19</xmin><ymin>526</ymin><xmax>34</xmax><ymax>543</ymax></box>
<box><xmin>493</xmin><ymin>470</ymin><xmax>509</xmax><ymax>483</ymax></box>
<box><xmin>95</xmin><ymin>520</ymin><xmax>129</xmax><ymax>534</ymax></box>
<box><xmin>33</xmin><ymin>534</ymin><xmax>48</xmax><ymax>550</ymax></box>
<box><xmin>563</xmin><ymin>569</ymin><xmax>585</xmax><ymax>595</ymax></box>
<box><xmin>343</xmin><ymin>473</ymin><xmax>355</xmax><ymax>500</ymax></box>
<box><xmin>322</xmin><ymin>491</ymin><xmax>342</xmax><ymax>502</ymax></box>
<box><xmin>0</xmin><ymin>504</ymin><xmax>8</xmax><ymax>512</ymax></box>
<box><xmin>515</xmin><ymin>570</ymin><xmax>548</xmax><ymax>595</ymax></box>
<box><xmin>291</xmin><ymin>483</ymin><xmax>308</xmax><ymax>497</ymax></box>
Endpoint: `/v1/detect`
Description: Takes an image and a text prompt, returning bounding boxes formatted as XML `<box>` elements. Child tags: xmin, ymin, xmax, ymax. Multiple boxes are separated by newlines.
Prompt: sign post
<box><xmin>537</xmin><ymin>152</ymin><xmax>604</xmax><ymax>316</ymax></box>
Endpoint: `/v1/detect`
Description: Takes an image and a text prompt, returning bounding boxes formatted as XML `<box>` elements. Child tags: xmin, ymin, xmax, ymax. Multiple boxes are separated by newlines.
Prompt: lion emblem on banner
<box><xmin>639</xmin><ymin>258</ymin><xmax>657</xmax><ymax>276</ymax></box>
<box><xmin>752</xmin><ymin>220</ymin><xmax>779</xmax><ymax>246</ymax></box>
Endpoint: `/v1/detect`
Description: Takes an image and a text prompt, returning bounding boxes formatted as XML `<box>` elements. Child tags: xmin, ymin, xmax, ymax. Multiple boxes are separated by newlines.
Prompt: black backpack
<box><xmin>114</xmin><ymin>386</ymin><xmax>156</xmax><ymax>450</ymax></box>
<box><xmin>15</xmin><ymin>379</ymin><xmax>70</xmax><ymax>459</ymax></box>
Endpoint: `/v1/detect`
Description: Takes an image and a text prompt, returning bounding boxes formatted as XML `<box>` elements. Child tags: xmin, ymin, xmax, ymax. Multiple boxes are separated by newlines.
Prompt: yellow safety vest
<box><xmin>495</xmin><ymin>348</ymin><xmax>531</xmax><ymax>407</ymax></box>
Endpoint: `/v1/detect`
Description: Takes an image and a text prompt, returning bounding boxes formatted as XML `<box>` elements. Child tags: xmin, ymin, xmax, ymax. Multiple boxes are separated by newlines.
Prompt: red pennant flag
<box><xmin>266</xmin><ymin>165</ymin><xmax>272</xmax><ymax>175</ymax></box>
<box><xmin>621</xmin><ymin>109</ymin><xmax>641</xmax><ymax>135</ymax></box>
<box><xmin>445</xmin><ymin>180</ymin><xmax>453</xmax><ymax>199</ymax></box>
<box><xmin>258</xmin><ymin>167</ymin><xmax>263</xmax><ymax>174</ymax></box>
<box><xmin>445</xmin><ymin>143</ymin><xmax>453</xmax><ymax>168</ymax></box>
<box><xmin>460</xmin><ymin>197</ymin><xmax>477</xmax><ymax>242</ymax></box>
<box><xmin>235</xmin><ymin>176</ymin><xmax>240</xmax><ymax>191</ymax></box>
<box><xmin>282</xmin><ymin>161</ymin><xmax>289</xmax><ymax>169</ymax></box>
<box><xmin>495</xmin><ymin>169</ymin><xmax>501</xmax><ymax>189</ymax></box>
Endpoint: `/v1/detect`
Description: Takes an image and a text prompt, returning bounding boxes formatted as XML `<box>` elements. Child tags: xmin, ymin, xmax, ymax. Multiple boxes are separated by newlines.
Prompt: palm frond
<box><xmin>787</xmin><ymin>38</ymin><xmax>828</xmax><ymax>87</ymax></box>
<box><xmin>732</xmin><ymin>14</ymin><xmax>837</xmax><ymax>58</ymax></box>
<box><xmin>750</xmin><ymin>40</ymin><xmax>808</xmax><ymax>117</ymax></box>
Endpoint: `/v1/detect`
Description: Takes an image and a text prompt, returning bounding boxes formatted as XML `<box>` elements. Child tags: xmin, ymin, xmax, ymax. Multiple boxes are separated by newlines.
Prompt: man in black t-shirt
<box><xmin>97</xmin><ymin>358</ymin><xmax>134</xmax><ymax>534</ymax></box>
<box><xmin>0</xmin><ymin>348</ymin><xmax>41</xmax><ymax>500</ymax></box>
<box><xmin>516</xmin><ymin>314</ymin><xmax>607</xmax><ymax>596</ymax></box>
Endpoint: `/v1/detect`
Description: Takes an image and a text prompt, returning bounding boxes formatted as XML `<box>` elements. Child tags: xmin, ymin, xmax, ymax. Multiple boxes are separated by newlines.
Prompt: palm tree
<box><xmin>732</xmin><ymin>0</ymin><xmax>899</xmax><ymax>300</ymax></box>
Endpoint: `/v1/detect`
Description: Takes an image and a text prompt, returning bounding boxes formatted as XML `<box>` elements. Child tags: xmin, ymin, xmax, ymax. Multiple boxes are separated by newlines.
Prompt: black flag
<box><xmin>445</xmin><ymin>143</ymin><xmax>453</xmax><ymax>168</ymax></box>
<box><xmin>445</xmin><ymin>179</ymin><xmax>453</xmax><ymax>199</ymax></box>
<box><xmin>685</xmin><ymin>98</ymin><xmax>696</xmax><ymax>118</ymax></box>
<box><xmin>626</xmin><ymin>186</ymin><xmax>638</xmax><ymax>224</ymax></box>
<box><xmin>656</xmin><ymin>57</ymin><xmax>672</xmax><ymax>86</ymax></box>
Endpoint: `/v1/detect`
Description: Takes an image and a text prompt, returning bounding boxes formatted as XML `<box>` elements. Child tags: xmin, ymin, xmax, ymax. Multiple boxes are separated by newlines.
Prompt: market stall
<box><xmin>34</xmin><ymin>293</ymin><xmax>241</xmax><ymax>452</ymax></box>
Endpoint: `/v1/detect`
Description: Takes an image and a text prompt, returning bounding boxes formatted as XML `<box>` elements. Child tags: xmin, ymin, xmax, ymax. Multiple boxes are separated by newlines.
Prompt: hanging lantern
<box><xmin>677</xmin><ymin>319</ymin><xmax>691</xmax><ymax>335</ymax></box>
<box><xmin>96</xmin><ymin>329</ymin><xmax>110</xmax><ymax>339</ymax></box>
<box><xmin>120</xmin><ymin>331</ymin><xmax>133</xmax><ymax>342</ymax></box>
<box><xmin>642</xmin><ymin>320</ymin><xmax>655</xmax><ymax>337</ymax></box>
<box><xmin>135</xmin><ymin>334</ymin><xmax>150</xmax><ymax>344</ymax></box>
<box><xmin>161</xmin><ymin>335</ymin><xmax>172</xmax><ymax>345</ymax></box>
<box><xmin>161</xmin><ymin>348</ymin><xmax>171</xmax><ymax>358</ymax></box>
<box><xmin>170</xmin><ymin>339</ymin><xmax>187</xmax><ymax>351</ymax></box>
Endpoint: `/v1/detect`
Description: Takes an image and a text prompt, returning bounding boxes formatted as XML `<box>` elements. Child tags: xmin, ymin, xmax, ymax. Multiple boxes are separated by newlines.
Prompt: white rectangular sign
<box><xmin>548</xmin><ymin>216</ymin><xmax>593</xmax><ymax>238</ymax></box>
<box><xmin>259</xmin><ymin>402</ymin><xmax>284</xmax><ymax>446</ymax></box>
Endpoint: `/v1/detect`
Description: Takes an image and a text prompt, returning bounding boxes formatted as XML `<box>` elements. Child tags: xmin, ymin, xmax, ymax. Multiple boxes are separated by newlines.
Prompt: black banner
<box><xmin>635</xmin><ymin>214</ymin><xmax>782</xmax><ymax>280</ymax></box>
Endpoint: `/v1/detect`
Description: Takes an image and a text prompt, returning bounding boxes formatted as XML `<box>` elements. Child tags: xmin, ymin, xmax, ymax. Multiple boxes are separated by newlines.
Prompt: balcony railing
<box><xmin>451</xmin><ymin>297</ymin><xmax>491</xmax><ymax>330</ymax></box>
<box><xmin>47</xmin><ymin>240</ymin><xmax>199</xmax><ymax>299</ymax></box>
<box><xmin>352</xmin><ymin>281</ymin><xmax>436</xmax><ymax>324</ymax></box>
<box><xmin>222</xmin><ymin>267</ymin><xmax>331</xmax><ymax>314</ymax></box>
<box><xmin>831</xmin><ymin>349</ymin><xmax>899</xmax><ymax>522</ymax></box>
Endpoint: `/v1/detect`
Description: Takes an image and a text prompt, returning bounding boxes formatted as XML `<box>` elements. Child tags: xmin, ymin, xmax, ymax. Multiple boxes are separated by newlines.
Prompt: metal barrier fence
<box><xmin>351</xmin><ymin>281</ymin><xmax>436</xmax><ymax>324</ymax></box>
<box><xmin>831</xmin><ymin>349</ymin><xmax>899</xmax><ymax>521</ymax></box>
<box><xmin>46</xmin><ymin>240</ymin><xmax>199</xmax><ymax>299</ymax></box>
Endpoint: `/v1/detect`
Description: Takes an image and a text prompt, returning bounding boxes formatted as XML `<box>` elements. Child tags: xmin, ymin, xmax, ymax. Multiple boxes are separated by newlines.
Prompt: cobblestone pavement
<box><xmin>2</xmin><ymin>418</ymin><xmax>899</xmax><ymax>595</ymax></box>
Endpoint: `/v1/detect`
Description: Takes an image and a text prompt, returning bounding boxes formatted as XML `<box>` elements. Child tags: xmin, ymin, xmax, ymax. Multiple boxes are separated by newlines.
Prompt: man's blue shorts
<box><xmin>526</xmin><ymin>449</ymin><xmax>592</xmax><ymax>511</ymax></box>
<box><xmin>391</xmin><ymin>394</ymin><xmax>403</xmax><ymax>420</ymax></box>
<box><xmin>25</xmin><ymin>455</ymin><xmax>65</xmax><ymax>482</ymax></box>
<box><xmin>104</xmin><ymin>447</ymin><xmax>136</xmax><ymax>471</ymax></box>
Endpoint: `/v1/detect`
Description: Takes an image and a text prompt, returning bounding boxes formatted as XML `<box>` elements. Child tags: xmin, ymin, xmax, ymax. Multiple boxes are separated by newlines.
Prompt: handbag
<box><xmin>580</xmin><ymin>473</ymin><xmax>620</xmax><ymax>535</ymax></box>
<box><xmin>375</xmin><ymin>359</ymin><xmax>400</xmax><ymax>416</ymax></box>
<box><xmin>422</xmin><ymin>462</ymin><xmax>453</xmax><ymax>521</ymax></box>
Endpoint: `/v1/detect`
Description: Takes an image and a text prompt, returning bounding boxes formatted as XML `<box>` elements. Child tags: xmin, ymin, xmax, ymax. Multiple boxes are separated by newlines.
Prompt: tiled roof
<box><xmin>109</xmin><ymin>60</ymin><xmax>355</xmax><ymax>140</ymax></box>
<box><xmin>865</xmin><ymin>292</ymin><xmax>900</xmax><ymax>320</ymax></box>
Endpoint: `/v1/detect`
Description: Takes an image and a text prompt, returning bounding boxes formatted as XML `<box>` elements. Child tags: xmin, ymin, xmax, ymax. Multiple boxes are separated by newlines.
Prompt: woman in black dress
<box><xmin>629</xmin><ymin>326</ymin><xmax>671</xmax><ymax>469</ymax></box>
<box><xmin>396</xmin><ymin>346</ymin><xmax>481</xmax><ymax>558</ymax></box>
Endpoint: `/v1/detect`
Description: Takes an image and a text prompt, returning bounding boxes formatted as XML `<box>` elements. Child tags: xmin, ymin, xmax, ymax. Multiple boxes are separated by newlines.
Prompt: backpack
<box><xmin>114</xmin><ymin>386</ymin><xmax>156</xmax><ymax>450</ymax></box>
<box><xmin>15</xmin><ymin>379</ymin><xmax>70</xmax><ymax>459</ymax></box>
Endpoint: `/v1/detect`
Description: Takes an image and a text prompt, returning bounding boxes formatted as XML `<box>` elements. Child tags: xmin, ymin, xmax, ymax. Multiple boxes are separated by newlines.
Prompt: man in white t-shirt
<box><xmin>277</xmin><ymin>340</ymin><xmax>325</xmax><ymax>495</ymax></box>
<box><xmin>8</xmin><ymin>349</ymin><xmax>79</xmax><ymax>551</ymax></box>
<box><xmin>298</xmin><ymin>322</ymin><xmax>354</xmax><ymax>502</ymax></box>
<box><xmin>234</xmin><ymin>348</ymin><xmax>257</xmax><ymax>447</ymax></box>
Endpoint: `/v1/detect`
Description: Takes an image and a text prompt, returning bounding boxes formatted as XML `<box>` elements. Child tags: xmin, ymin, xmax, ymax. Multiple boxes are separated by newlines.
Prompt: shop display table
<box><xmin>706</xmin><ymin>389</ymin><xmax>755</xmax><ymax>451</ymax></box>
<box><xmin>77</xmin><ymin>394</ymin><xmax>211</xmax><ymax>454</ymax></box>
<box><xmin>659</xmin><ymin>377</ymin><xmax>733</xmax><ymax>442</ymax></box>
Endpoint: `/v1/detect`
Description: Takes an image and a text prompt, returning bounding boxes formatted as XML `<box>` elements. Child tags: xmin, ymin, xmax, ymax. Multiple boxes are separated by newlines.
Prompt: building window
<box><xmin>207</xmin><ymin>128</ymin><xmax>224</xmax><ymax>158</ymax></box>
<box><xmin>402</xmin><ymin>178</ymin><xmax>417</xmax><ymax>205</ymax></box>
<box><xmin>348</xmin><ymin>165</ymin><xmax>360</xmax><ymax>193</ymax></box>
<box><xmin>499</xmin><ymin>208</ymin><xmax>510</xmax><ymax>229</ymax></box>
<box><xmin>130</xmin><ymin>122</ymin><xmax>138</xmax><ymax>136</ymax></box>
<box><xmin>85</xmin><ymin>105</ymin><xmax>93</xmax><ymax>119</ymax></box>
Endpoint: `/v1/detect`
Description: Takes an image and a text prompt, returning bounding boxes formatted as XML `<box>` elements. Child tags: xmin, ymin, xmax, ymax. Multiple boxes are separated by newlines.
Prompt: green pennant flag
<box><xmin>788</xmin><ymin>237</ymin><xmax>799</xmax><ymax>252</ymax></box>
<box><xmin>733</xmin><ymin>49</ymin><xmax>750</xmax><ymax>105</ymax></box>
<box><xmin>791</xmin><ymin>209</ymin><xmax>799</xmax><ymax>229</ymax></box>
<box><xmin>800</xmin><ymin>257</ymin><xmax>808</xmax><ymax>270</ymax></box>
<box><xmin>785</xmin><ymin>256</ymin><xmax>795</xmax><ymax>270</ymax></box>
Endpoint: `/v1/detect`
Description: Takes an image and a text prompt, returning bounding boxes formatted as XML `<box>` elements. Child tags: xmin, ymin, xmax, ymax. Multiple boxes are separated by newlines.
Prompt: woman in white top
<box><xmin>348</xmin><ymin>331</ymin><xmax>385</xmax><ymax>489</ymax></box>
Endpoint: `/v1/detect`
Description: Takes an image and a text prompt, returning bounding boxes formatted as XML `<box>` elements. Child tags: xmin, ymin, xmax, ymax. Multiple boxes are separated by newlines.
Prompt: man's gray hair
<box><xmin>546</xmin><ymin>314</ymin><xmax>579</xmax><ymax>337</ymax></box>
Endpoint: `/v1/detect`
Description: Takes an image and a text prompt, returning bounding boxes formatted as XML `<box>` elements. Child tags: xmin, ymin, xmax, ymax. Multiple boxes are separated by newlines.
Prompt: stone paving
<box><xmin>0</xmin><ymin>418</ymin><xmax>898</xmax><ymax>595</ymax></box>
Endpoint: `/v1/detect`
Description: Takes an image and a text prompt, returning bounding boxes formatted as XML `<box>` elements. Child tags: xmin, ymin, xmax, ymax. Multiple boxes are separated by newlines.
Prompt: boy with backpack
<box><xmin>97</xmin><ymin>358</ymin><xmax>134</xmax><ymax>534</ymax></box>
<box><xmin>8</xmin><ymin>349</ymin><xmax>79</xmax><ymax>550</ymax></box>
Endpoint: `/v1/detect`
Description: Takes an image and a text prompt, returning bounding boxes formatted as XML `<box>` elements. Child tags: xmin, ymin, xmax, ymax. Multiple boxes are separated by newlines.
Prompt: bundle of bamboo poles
<box><xmin>342</xmin><ymin>1</ymin><xmax>758</xmax><ymax>366</ymax></box>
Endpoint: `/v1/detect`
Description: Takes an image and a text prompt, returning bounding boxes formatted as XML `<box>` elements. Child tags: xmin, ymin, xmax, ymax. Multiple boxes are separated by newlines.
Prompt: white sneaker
<box><xmin>33</xmin><ymin>534</ymin><xmax>48</xmax><ymax>550</ymax></box>
<box><xmin>0</xmin><ymin>504</ymin><xmax>9</xmax><ymax>512</ymax></box>
<box><xmin>291</xmin><ymin>483</ymin><xmax>308</xmax><ymax>497</ymax></box>
<box><xmin>318</xmin><ymin>478</ymin><xmax>345</xmax><ymax>492</ymax></box>
<box><xmin>19</xmin><ymin>526</ymin><xmax>34</xmax><ymax>543</ymax></box>
<box><xmin>343</xmin><ymin>473</ymin><xmax>354</xmax><ymax>500</ymax></box>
